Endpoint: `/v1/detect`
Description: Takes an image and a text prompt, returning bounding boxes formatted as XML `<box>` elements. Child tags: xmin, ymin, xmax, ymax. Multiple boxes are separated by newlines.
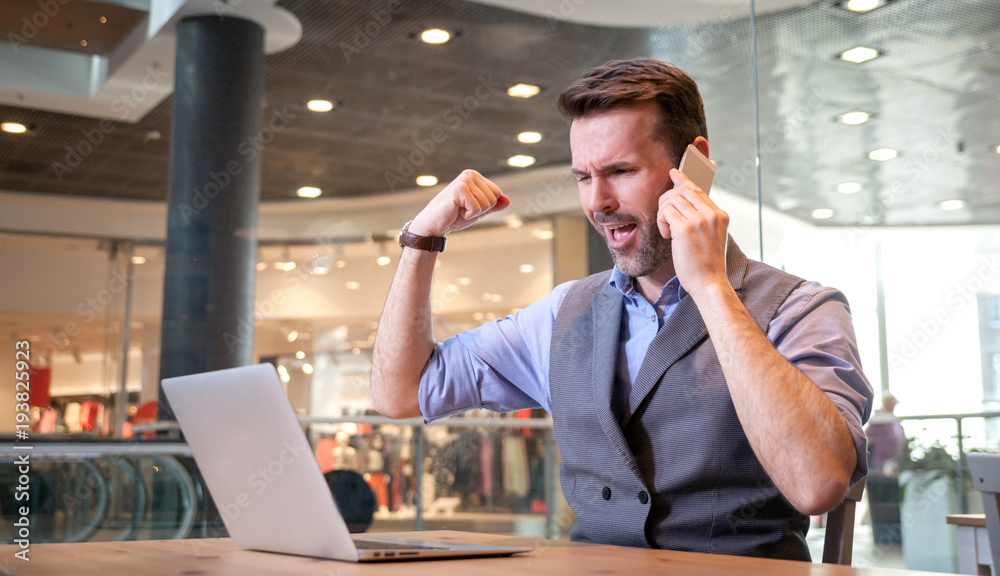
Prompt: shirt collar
<box><xmin>608</xmin><ymin>266</ymin><xmax>686</xmax><ymax>304</ymax></box>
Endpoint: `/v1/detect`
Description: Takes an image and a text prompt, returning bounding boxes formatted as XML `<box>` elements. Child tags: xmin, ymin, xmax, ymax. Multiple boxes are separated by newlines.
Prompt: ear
<box><xmin>693</xmin><ymin>135</ymin><xmax>709</xmax><ymax>159</ymax></box>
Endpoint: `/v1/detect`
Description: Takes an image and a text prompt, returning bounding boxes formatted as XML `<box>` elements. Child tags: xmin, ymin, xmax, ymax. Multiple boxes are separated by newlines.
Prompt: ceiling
<box><xmin>0</xmin><ymin>0</ymin><xmax>998</xmax><ymax>226</ymax></box>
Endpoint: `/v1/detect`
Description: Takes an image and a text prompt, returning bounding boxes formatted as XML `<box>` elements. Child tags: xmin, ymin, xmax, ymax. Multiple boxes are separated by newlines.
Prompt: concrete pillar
<box><xmin>157</xmin><ymin>15</ymin><xmax>265</xmax><ymax>421</ymax></box>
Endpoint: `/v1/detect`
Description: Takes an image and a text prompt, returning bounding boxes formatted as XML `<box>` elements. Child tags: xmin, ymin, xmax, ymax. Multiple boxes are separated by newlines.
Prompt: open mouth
<box><xmin>605</xmin><ymin>223</ymin><xmax>637</xmax><ymax>248</ymax></box>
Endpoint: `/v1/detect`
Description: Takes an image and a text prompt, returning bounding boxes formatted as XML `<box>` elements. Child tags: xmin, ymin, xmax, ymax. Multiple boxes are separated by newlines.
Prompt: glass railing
<box><xmin>0</xmin><ymin>439</ymin><xmax>218</xmax><ymax>544</ymax></box>
<box><xmin>0</xmin><ymin>413</ymin><xmax>566</xmax><ymax>546</ymax></box>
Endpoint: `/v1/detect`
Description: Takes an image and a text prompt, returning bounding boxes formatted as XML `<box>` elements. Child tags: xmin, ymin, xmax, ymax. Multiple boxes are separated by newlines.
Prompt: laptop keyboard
<box><xmin>354</xmin><ymin>540</ymin><xmax>445</xmax><ymax>550</ymax></box>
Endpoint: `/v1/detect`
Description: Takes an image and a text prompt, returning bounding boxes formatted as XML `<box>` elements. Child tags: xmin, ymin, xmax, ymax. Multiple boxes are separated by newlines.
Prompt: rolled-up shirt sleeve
<box><xmin>768</xmin><ymin>281</ymin><xmax>874</xmax><ymax>486</ymax></box>
<box><xmin>418</xmin><ymin>281</ymin><xmax>573</xmax><ymax>423</ymax></box>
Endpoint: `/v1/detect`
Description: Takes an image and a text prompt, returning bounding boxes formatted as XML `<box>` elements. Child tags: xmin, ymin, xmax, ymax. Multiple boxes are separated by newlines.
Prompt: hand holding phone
<box><xmin>658</xmin><ymin>142</ymin><xmax>729</xmax><ymax>297</ymax></box>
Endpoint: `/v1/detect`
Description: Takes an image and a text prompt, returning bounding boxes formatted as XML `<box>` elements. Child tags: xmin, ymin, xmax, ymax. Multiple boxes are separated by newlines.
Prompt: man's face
<box><xmin>570</xmin><ymin>102</ymin><xmax>676</xmax><ymax>279</ymax></box>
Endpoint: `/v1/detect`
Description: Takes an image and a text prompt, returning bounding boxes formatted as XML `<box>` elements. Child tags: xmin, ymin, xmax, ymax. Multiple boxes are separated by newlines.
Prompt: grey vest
<box><xmin>549</xmin><ymin>238</ymin><xmax>809</xmax><ymax>560</ymax></box>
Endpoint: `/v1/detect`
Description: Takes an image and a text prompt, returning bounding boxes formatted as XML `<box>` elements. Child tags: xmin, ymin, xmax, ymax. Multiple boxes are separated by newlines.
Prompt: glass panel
<box><xmin>754</xmin><ymin>0</ymin><xmax>1000</xmax><ymax>570</ymax></box>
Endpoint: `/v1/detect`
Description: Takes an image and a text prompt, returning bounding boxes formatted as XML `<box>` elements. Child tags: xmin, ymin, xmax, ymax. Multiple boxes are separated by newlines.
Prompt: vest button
<box><xmin>602</xmin><ymin>486</ymin><xmax>611</xmax><ymax>501</ymax></box>
<box><xmin>638</xmin><ymin>490</ymin><xmax>649</xmax><ymax>504</ymax></box>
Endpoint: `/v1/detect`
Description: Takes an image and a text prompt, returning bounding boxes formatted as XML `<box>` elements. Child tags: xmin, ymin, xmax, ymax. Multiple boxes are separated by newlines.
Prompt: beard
<box><xmin>592</xmin><ymin>212</ymin><xmax>672</xmax><ymax>278</ymax></box>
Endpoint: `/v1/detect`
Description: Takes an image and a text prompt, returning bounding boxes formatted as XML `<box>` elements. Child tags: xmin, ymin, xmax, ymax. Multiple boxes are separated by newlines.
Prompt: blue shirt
<box><xmin>418</xmin><ymin>266</ymin><xmax>873</xmax><ymax>482</ymax></box>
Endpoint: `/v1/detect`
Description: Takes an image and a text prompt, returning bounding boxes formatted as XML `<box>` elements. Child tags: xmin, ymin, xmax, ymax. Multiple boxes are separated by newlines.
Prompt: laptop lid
<box><xmin>163</xmin><ymin>364</ymin><xmax>360</xmax><ymax>560</ymax></box>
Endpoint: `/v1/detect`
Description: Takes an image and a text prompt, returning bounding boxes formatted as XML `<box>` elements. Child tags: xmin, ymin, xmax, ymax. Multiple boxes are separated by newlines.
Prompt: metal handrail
<box><xmin>129</xmin><ymin>414</ymin><xmax>556</xmax><ymax>433</ymax></box>
<box><xmin>0</xmin><ymin>443</ymin><xmax>192</xmax><ymax>458</ymax></box>
<box><xmin>890</xmin><ymin>411</ymin><xmax>1000</xmax><ymax>514</ymax></box>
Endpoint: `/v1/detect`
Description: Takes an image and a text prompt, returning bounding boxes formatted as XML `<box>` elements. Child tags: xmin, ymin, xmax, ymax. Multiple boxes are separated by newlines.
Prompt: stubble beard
<box><xmin>595</xmin><ymin>215</ymin><xmax>672</xmax><ymax>278</ymax></box>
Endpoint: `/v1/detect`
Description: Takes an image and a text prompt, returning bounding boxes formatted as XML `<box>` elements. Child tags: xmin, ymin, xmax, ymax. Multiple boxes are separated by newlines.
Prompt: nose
<box><xmin>582</xmin><ymin>178</ymin><xmax>618</xmax><ymax>216</ymax></box>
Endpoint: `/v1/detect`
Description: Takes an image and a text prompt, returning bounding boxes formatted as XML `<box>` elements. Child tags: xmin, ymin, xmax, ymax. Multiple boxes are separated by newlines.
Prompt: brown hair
<box><xmin>557</xmin><ymin>58</ymin><xmax>708</xmax><ymax>166</ymax></box>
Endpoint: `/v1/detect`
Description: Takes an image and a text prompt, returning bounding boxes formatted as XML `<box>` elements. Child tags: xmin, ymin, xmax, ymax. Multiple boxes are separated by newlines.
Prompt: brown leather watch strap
<box><xmin>398</xmin><ymin>220</ymin><xmax>447</xmax><ymax>252</ymax></box>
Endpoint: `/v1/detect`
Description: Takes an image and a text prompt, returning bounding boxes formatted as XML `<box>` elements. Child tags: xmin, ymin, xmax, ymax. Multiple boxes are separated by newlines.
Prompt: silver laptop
<box><xmin>162</xmin><ymin>363</ymin><xmax>532</xmax><ymax>562</ymax></box>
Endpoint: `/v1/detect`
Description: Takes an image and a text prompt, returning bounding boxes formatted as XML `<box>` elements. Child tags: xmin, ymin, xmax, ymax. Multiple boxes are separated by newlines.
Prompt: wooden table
<box><xmin>0</xmin><ymin>530</ymin><xmax>950</xmax><ymax>576</ymax></box>
<box><xmin>948</xmin><ymin>514</ymin><xmax>992</xmax><ymax>575</ymax></box>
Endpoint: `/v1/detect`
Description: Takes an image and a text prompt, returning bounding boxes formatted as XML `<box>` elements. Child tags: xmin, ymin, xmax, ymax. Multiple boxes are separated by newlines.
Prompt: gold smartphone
<box><xmin>678</xmin><ymin>143</ymin><xmax>716</xmax><ymax>193</ymax></box>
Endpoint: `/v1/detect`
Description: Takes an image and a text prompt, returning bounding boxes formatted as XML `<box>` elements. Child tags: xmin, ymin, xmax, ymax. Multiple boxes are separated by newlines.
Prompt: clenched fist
<box><xmin>408</xmin><ymin>170</ymin><xmax>510</xmax><ymax>237</ymax></box>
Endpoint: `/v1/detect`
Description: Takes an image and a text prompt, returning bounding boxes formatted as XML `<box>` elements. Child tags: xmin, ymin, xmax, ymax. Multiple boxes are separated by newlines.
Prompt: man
<box><xmin>371</xmin><ymin>58</ymin><xmax>872</xmax><ymax>560</ymax></box>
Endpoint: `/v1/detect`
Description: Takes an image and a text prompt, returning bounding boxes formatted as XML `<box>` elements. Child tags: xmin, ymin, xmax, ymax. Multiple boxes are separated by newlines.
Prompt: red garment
<box><xmin>80</xmin><ymin>401</ymin><xmax>100</xmax><ymax>431</ymax></box>
<box><xmin>28</xmin><ymin>367</ymin><xmax>51</xmax><ymax>407</ymax></box>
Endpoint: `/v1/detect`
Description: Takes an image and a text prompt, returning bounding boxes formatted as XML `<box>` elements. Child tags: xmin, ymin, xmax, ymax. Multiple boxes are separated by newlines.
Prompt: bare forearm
<box><xmin>370</xmin><ymin>247</ymin><xmax>438</xmax><ymax>418</ymax></box>
<box><xmin>694</xmin><ymin>285</ymin><xmax>857</xmax><ymax>515</ymax></box>
<box><xmin>369</xmin><ymin>170</ymin><xmax>508</xmax><ymax>419</ymax></box>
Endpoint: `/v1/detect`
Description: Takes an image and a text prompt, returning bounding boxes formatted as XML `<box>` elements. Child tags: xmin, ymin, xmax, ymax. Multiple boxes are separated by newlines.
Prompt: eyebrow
<box><xmin>571</xmin><ymin>162</ymin><xmax>631</xmax><ymax>177</ymax></box>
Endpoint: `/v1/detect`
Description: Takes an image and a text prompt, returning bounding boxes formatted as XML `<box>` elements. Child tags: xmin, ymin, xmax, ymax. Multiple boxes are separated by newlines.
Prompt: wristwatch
<box><xmin>398</xmin><ymin>220</ymin><xmax>447</xmax><ymax>253</ymax></box>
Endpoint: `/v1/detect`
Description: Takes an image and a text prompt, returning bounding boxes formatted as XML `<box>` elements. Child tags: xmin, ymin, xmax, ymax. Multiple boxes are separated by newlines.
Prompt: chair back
<box><xmin>323</xmin><ymin>469</ymin><xmax>376</xmax><ymax>533</ymax></box>
<box><xmin>822</xmin><ymin>477</ymin><xmax>866</xmax><ymax>565</ymax></box>
<box><xmin>967</xmin><ymin>452</ymin><xmax>1000</xmax><ymax>563</ymax></box>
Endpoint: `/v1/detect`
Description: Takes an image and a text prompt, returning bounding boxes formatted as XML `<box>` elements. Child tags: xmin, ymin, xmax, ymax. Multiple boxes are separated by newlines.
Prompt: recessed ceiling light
<box><xmin>457</xmin><ymin>277</ymin><xmax>472</xmax><ymax>286</ymax></box>
<box><xmin>1</xmin><ymin>122</ymin><xmax>27</xmax><ymax>134</ymax></box>
<box><xmin>839</xmin><ymin>46</ymin><xmax>880</xmax><ymax>64</ymax></box>
<box><xmin>838</xmin><ymin>182</ymin><xmax>862</xmax><ymax>194</ymax></box>
<box><xmin>306</xmin><ymin>100</ymin><xmax>334</xmax><ymax>112</ymax></box>
<box><xmin>345</xmin><ymin>281</ymin><xmax>360</xmax><ymax>290</ymax></box>
<box><xmin>99</xmin><ymin>16</ymin><xmax>107</xmax><ymax>23</ymax></box>
<box><xmin>507</xmin><ymin>155</ymin><xmax>536</xmax><ymax>168</ymax></box>
<box><xmin>507</xmin><ymin>84</ymin><xmax>541</xmax><ymax>98</ymax></box>
<box><xmin>276</xmin><ymin>261</ymin><xmax>296</xmax><ymax>271</ymax></box>
<box><xmin>308</xmin><ymin>255</ymin><xmax>334</xmax><ymax>275</ymax></box>
<box><xmin>80</xmin><ymin>39</ymin><xmax>88</xmax><ymax>47</ymax></box>
<box><xmin>940</xmin><ymin>199</ymin><xmax>965</xmax><ymax>211</ymax></box>
<box><xmin>376</xmin><ymin>255</ymin><xmax>391</xmax><ymax>266</ymax></box>
<box><xmin>420</xmin><ymin>29</ymin><xmax>450</xmax><ymax>44</ymax></box>
<box><xmin>472</xmin><ymin>312</ymin><xmax>485</xmax><ymax>321</ymax></box>
<box><xmin>505</xmin><ymin>216</ymin><xmax>524</xmax><ymax>229</ymax></box>
<box><xmin>812</xmin><ymin>208</ymin><xmax>834</xmax><ymax>220</ymax></box>
<box><xmin>256</xmin><ymin>262</ymin><xmax>267</xmax><ymax>271</ymax></box>
<box><xmin>130</xmin><ymin>256</ymin><xmax>146</xmax><ymax>264</ymax></box>
<box><xmin>839</xmin><ymin>111</ymin><xmax>870</xmax><ymax>125</ymax></box>
<box><xmin>995</xmin><ymin>144</ymin><xmax>1000</xmax><ymax>155</ymax></box>
<box><xmin>295</xmin><ymin>351</ymin><xmax>305</xmax><ymax>359</ymax></box>
<box><xmin>519</xmin><ymin>264</ymin><xmax>534</xmax><ymax>273</ymax></box>
<box><xmin>302</xmin><ymin>363</ymin><xmax>314</xmax><ymax>375</ymax></box>
<box><xmin>416</xmin><ymin>175</ymin><xmax>438</xmax><ymax>186</ymax></box>
<box><xmin>868</xmin><ymin>148</ymin><xmax>898</xmax><ymax>161</ymax></box>
<box><xmin>517</xmin><ymin>131</ymin><xmax>542</xmax><ymax>144</ymax></box>
<box><xmin>845</xmin><ymin>0</ymin><xmax>881</xmax><ymax>12</ymax></box>
<box><xmin>532</xmin><ymin>229</ymin><xmax>554</xmax><ymax>240</ymax></box>
<box><xmin>287</xmin><ymin>330</ymin><xmax>299</xmax><ymax>343</ymax></box>
<box><xmin>297</xmin><ymin>186</ymin><xmax>322</xmax><ymax>198</ymax></box>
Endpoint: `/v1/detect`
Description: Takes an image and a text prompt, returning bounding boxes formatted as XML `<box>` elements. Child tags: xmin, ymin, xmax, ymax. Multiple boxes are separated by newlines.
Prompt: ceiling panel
<box><xmin>0</xmin><ymin>0</ymin><xmax>997</xmax><ymax>226</ymax></box>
